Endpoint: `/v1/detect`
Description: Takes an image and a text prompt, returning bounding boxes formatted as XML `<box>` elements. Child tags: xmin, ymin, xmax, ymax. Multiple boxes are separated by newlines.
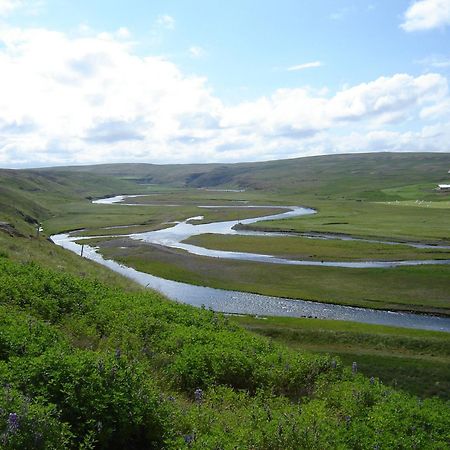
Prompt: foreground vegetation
<box><xmin>234</xmin><ymin>316</ymin><xmax>450</xmax><ymax>400</ymax></box>
<box><xmin>1</xmin><ymin>253</ymin><xmax>450</xmax><ymax>449</ymax></box>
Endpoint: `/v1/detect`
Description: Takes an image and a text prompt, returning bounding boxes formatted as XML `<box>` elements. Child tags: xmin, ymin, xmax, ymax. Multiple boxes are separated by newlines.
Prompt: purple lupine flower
<box><xmin>345</xmin><ymin>415</ymin><xmax>351</xmax><ymax>428</ymax></box>
<box><xmin>370</xmin><ymin>376</ymin><xmax>375</xmax><ymax>385</ymax></box>
<box><xmin>184</xmin><ymin>434</ymin><xmax>195</xmax><ymax>444</ymax></box>
<box><xmin>194</xmin><ymin>388</ymin><xmax>203</xmax><ymax>404</ymax></box>
<box><xmin>331</xmin><ymin>360</ymin><xmax>337</xmax><ymax>369</ymax></box>
<box><xmin>8</xmin><ymin>413</ymin><xmax>19</xmax><ymax>433</ymax></box>
<box><xmin>34</xmin><ymin>432</ymin><xmax>43</xmax><ymax>446</ymax></box>
<box><xmin>352</xmin><ymin>361</ymin><xmax>358</xmax><ymax>373</ymax></box>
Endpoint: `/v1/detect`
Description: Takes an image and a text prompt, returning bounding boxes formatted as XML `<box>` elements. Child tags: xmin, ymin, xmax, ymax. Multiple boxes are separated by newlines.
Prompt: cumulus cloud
<box><xmin>401</xmin><ymin>0</ymin><xmax>450</xmax><ymax>31</ymax></box>
<box><xmin>0</xmin><ymin>25</ymin><xmax>449</xmax><ymax>168</ymax></box>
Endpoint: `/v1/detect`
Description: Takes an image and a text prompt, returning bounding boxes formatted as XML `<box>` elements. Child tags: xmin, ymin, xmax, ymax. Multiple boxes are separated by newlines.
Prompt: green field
<box><xmin>247</xmin><ymin>200</ymin><xmax>450</xmax><ymax>243</ymax></box>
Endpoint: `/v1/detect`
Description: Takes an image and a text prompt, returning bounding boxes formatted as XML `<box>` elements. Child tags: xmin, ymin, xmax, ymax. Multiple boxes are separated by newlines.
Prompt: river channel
<box><xmin>50</xmin><ymin>195</ymin><xmax>450</xmax><ymax>332</ymax></box>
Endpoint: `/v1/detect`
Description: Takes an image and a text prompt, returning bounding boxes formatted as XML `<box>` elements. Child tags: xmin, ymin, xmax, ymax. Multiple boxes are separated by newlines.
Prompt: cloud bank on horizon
<box><xmin>0</xmin><ymin>0</ymin><xmax>449</xmax><ymax>168</ymax></box>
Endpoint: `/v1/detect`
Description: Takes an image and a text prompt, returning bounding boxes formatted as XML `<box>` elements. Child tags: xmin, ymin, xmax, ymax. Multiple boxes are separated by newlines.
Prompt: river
<box><xmin>50</xmin><ymin>195</ymin><xmax>450</xmax><ymax>332</ymax></box>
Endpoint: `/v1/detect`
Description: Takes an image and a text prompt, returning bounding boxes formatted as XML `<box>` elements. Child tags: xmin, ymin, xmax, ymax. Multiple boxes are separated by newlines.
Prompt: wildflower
<box><xmin>370</xmin><ymin>376</ymin><xmax>375</xmax><ymax>385</ymax></box>
<box><xmin>194</xmin><ymin>388</ymin><xmax>203</xmax><ymax>404</ymax></box>
<box><xmin>184</xmin><ymin>434</ymin><xmax>195</xmax><ymax>444</ymax></box>
<box><xmin>345</xmin><ymin>415</ymin><xmax>351</xmax><ymax>428</ymax></box>
<box><xmin>115</xmin><ymin>348</ymin><xmax>121</xmax><ymax>360</ymax></box>
<box><xmin>8</xmin><ymin>413</ymin><xmax>19</xmax><ymax>433</ymax></box>
<box><xmin>278</xmin><ymin>424</ymin><xmax>283</xmax><ymax>437</ymax></box>
<box><xmin>34</xmin><ymin>432</ymin><xmax>43</xmax><ymax>446</ymax></box>
<box><xmin>352</xmin><ymin>361</ymin><xmax>358</xmax><ymax>373</ymax></box>
<box><xmin>331</xmin><ymin>360</ymin><xmax>337</xmax><ymax>369</ymax></box>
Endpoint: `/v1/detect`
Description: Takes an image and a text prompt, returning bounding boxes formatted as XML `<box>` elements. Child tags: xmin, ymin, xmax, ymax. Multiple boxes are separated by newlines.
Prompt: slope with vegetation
<box><xmin>1</xmin><ymin>254</ymin><xmax>449</xmax><ymax>449</ymax></box>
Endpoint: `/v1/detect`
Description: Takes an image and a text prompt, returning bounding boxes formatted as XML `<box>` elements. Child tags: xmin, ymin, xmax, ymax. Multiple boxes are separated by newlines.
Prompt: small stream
<box><xmin>50</xmin><ymin>195</ymin><xmax>450</xmax><ymax>332</ymax></box>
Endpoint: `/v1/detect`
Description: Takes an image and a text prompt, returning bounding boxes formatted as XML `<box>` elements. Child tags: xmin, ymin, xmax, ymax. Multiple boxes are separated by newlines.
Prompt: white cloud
<box><xmin>0</xmin><ymin>0</ymin><xmax>22</xmax><ymax>15</ymax></box>
<box><xmin>116</xmin><ymin>27</ymin><xmax>131</xmax><ymax>39</ymax></box>
<box><xmin>0</xmin><ymin>25</ymin><xmax>449</xmax><ymax>168</ymax></box>
<box><xmin>416</xmin><ymin>55</ymin><xmax>450</xmax><ymax>68</ymax></box>
<box><xmin>189</xmin><ymin>46</ymin><xmax>206</xmax><ymax>59</ymax></box>
<box><xmin>156</xmin><ymin>14</ymin><xmax>175</xmax><ymax>30</ymax></box>
<box><xmin>0</xmin><ymin>0</ymin><xmax>43</xmax><ymax>16</ymax></box>
<box><xmin>401</xmin><ymin>0</ymin><xmax>450</xmax><ymax>31</ymax></box>
<box><xmin>287</xmin><ymin>61</ymin><xmax>323</xmax><ymax>71</ymax></box>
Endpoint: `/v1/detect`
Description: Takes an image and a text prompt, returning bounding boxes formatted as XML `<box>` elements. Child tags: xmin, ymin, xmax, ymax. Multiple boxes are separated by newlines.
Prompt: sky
<box><xmin>0</xmin><ymin>0</ymin><xmax>449</xmax><ymax>168</ymax></box>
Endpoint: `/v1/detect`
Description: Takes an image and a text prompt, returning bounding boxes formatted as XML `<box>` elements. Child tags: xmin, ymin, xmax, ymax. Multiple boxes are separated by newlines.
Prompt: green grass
<box><xmin>95</xmin><ymin>239</ymin><xmax>450</xmax><ymax>315</ymax></box>
<box><xmin>378</xmin><ymin>200</ymin><xmax>450</xmax><ymax>209</ymax></box>
<box><xmin>232</xmin><ymin>315</ymin><xmax>450</xmax><ymax>399</ymax></box>
<box><xmin>185</xmin><ymin>233</ymin><xmax>450</xmax><ymax>261</ymax></box>
<box><xmin>0</xmin><ymin>233</ymin><xmax>144</xmax><ymax>292</ymax></box>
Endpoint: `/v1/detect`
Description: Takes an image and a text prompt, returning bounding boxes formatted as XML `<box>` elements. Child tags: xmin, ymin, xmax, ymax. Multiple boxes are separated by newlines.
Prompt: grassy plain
<box><xmin>185</xmin><ymin>233</ymin><xmax>450</xmax><ymax>261</ymax></box>
<box><xmin>247</xmin><ymin>200</ymin><xmax>450</xmax><ymax>243</ymax></box>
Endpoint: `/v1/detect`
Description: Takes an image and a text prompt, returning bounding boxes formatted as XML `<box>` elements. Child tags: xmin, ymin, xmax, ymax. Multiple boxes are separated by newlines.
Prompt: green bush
<box><xmin>0</xmin><ymin>257</ymin><xmax>449</xmax><ymax>448</ymax></box>
<box><xmin>6</xmin><ymin>349</ymin><xmax>171</xmax><ymax>449</ymax></box>
<box><xmin>0</xmin><ymin>385</ymin><xmax>72</xmax><ymax>449</ymax></box>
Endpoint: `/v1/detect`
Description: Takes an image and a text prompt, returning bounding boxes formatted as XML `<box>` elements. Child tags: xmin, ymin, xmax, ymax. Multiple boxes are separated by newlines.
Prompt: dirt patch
<box><xmin>0</xmin><ymin>222</ymin><xmax>24</xmax><ymax>237</ymax></box>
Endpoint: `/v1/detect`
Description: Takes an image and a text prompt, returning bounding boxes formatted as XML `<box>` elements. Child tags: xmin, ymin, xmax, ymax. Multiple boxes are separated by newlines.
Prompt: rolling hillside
<box><xmin>36</xmin><ymin>152</ymin><xmax>450</xmax><ymax>199</ymax></box>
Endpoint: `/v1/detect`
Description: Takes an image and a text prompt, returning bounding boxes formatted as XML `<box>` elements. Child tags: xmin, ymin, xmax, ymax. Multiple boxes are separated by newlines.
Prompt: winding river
<box><xmin>51</xmin><ymin>195</ymin><xmax>450</xmax><ymax>332</ymax></box>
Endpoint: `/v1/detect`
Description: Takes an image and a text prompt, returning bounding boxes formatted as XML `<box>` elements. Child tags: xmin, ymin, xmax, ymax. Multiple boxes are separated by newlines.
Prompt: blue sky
<box><xmin>0</xmin><ymin>0</ymin><xmax>449</xmax><ymax>167</ymax></box>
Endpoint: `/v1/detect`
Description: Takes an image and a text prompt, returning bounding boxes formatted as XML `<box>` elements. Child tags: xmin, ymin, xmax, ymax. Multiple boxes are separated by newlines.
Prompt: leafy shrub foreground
<box><xmin>0</xmin><ymin>256</ymin><xmax>449</xmax><ymax>448</ymax></box>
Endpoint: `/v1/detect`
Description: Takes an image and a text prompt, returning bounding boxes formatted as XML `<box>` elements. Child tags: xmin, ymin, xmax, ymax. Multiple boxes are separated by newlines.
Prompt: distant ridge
<box><xmin>33</xmin><ymin>152</ymin><xmax>450</xmax><ymax>194</ymax></box>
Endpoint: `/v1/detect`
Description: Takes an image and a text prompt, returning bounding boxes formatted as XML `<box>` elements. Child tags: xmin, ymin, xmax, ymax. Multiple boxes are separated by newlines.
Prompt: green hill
<box><xmin>38</xmin><ymin>152</ymin><xmax>450</xmax><ymax>199</ymax></box>
<box><xmin>0</xmin><ymin>169</ymin><xmax>141</xmax><ymax>234</ymax></box>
